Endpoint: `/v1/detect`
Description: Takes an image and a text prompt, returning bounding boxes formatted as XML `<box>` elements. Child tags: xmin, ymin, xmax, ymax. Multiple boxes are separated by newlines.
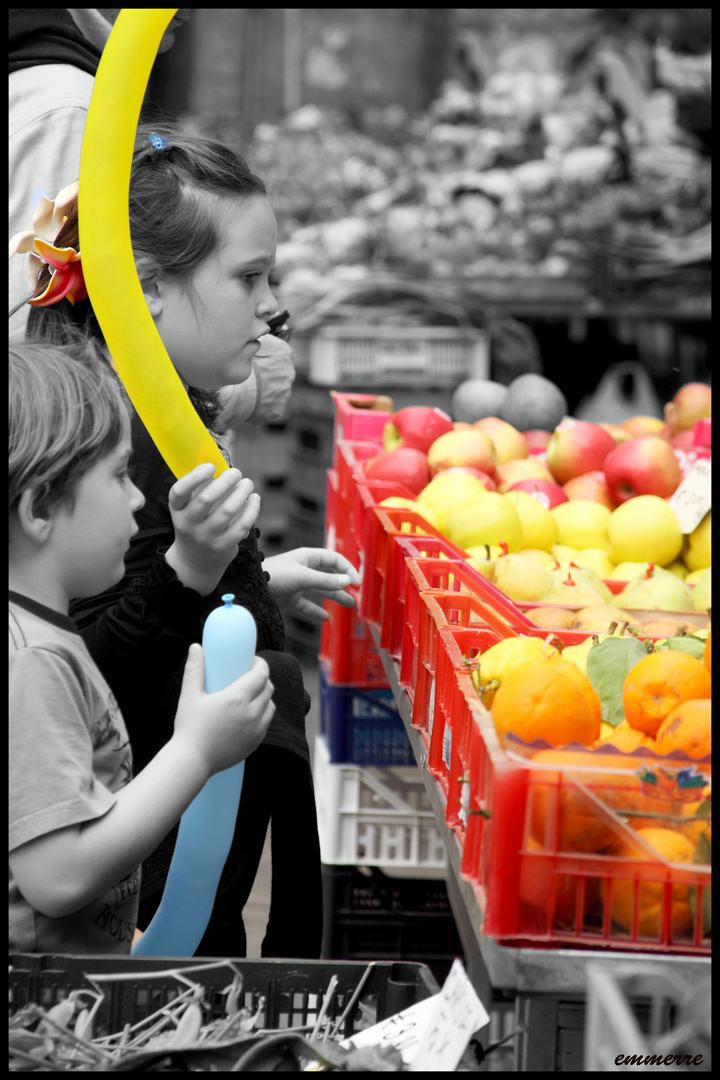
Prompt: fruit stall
<box><xmin>317</xmin><ymin>389</ymin><xmax>711</xmax><ymax>1070</ymax></box>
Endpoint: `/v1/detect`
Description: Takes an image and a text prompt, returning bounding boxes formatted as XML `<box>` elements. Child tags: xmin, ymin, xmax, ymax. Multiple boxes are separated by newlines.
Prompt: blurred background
<box><xmin>143</xmin><ymin>6</ymin><xmax>711</xmax><ymax>658</ymax></box>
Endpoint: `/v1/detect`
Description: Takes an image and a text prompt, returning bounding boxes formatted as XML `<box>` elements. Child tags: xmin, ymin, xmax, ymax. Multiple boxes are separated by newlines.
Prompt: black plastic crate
<box><xmin>9</xmin><ymin>955</ymin><xmax>439</xmax><ymax>1042</ymax></box>
<box><xmin>321</xmin><ymin>865</ymin><xmax>464</xmax><ymax>985</ymax></box>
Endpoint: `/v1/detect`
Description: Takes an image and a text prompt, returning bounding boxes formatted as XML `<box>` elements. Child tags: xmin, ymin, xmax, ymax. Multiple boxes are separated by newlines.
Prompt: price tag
<box><xmin>408</xmin><ymin>959</ymin><xmax>490</xmax><ymax>1072</ymax></box>
<box><xmin>668</xmin><ymin>459</ymin><xmax>712</xmax><ymax>534</ymax></box>
<box><xmin>340</xmin><ymin>995</ymin><xmax>439</xmax><ymax>1065</ymax></box>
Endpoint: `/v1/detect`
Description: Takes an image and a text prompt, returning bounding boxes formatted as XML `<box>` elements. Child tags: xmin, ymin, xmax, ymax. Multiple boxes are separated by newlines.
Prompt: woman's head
<box><xmin>25</xmin><ymin>124</ymin><xmax>278</xmax><ymax>408</ymax></box>
<box><xmin>9</xmin><ymin>339</ymin><xmax>130</xmax><ymax>519</ymax></box>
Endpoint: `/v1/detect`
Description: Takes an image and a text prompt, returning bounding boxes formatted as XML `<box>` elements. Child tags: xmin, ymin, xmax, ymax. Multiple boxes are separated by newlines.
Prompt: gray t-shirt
<box><xmin>9</xmin><ymin>592</ymin><xmax>140</xmax><ymax>953</ymax></box>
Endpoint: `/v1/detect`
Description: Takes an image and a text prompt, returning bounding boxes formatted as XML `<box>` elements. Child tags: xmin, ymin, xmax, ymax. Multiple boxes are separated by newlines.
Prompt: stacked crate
<box><xmin>226</xmin><ymin>421</ymin><xmax>291</xmax><ymax>559</ymax></box>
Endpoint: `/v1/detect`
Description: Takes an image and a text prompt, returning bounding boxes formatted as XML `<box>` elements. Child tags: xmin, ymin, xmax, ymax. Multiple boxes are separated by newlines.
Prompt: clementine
<box><xmin>609</xmin><ymin>827</ymin><xmax>696</xmax><ymax>939</ymax></box>
<box><xmin>491</xmin><ymin>657</ymin><xmax>601</xmax><ymax>748</ymax></box>
<box><xmin>655</xmin><ymin>698</ymin><xmax>711</xmax><ymax>760</ymax></box>
<box><xmin>601</xmin><ymin>725</ymin><xmax>658</xmax><ymax>755</ymax></box>
<box><xmin>528</xmin><ymin>748</ymin><xmax>663</xmax><ymax>854</ymax></box>
<box><xmin>703</xmin><ymin>631</ymin><xmax>711</xmax><ymax>674</ymax></box>
<box><xmin>622</xmin><ymin>650</ymin><xmax>712</xmax><ymax>738</ymax></box>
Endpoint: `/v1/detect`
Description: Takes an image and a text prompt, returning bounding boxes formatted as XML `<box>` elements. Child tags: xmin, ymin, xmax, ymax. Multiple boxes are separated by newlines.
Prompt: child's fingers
<box><xmin>181</xmin><ymin>468</ymin><xmax>248</xmax><ymax>520</ymax></box>
<box><xmin>168</xmin><ymin>463</ymin><xmax>218</xmax><ymax>511</ymax></box>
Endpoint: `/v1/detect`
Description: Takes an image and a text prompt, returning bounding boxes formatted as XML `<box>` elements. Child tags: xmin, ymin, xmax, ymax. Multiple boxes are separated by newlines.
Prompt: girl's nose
<box><xmin>256</xmin><ymin>283</ymin><xmax>278</xmax><ymax>320</ymax></box>
<box><xmin>129</xmin><ymin>479</ymin><xmax>145</xmax><ymax>513</ymax></box>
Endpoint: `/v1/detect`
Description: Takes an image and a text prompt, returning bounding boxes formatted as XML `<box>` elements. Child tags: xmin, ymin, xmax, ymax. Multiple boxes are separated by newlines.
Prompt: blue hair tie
<box><xmin>149</xmin><ymin>132</ymin><xmax>172</xmax><ymax>151</ymax></box>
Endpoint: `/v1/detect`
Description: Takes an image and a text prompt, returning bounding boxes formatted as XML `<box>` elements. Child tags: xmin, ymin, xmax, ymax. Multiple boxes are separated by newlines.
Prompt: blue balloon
<box><xmin>132</xmin><ymin>595</ymin><xmax>257</xmax><ymax>956</ymax></box>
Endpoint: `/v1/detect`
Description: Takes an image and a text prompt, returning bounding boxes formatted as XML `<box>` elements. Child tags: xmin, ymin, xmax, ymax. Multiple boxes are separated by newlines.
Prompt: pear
<box><xmin>608</xmin><ymin>561</ymin><xmax>654</xmax><ymax>581</ymax></box>
<box><xmin>693</xmin><ymin>566</ymin><xmax>711</xmax><ymax>612</ymax></box>
<box><xmin>615</xmin><ymin>566</ymin><xmax>694</xmax><ymax>611</ymax></box>
<box><xmin>638</xmin><ymin>614</ymin><xmax>700</xmax><ymax>637</ymax></box>
<box><xmin>525</xmin><ymin>606</ymin><xmax>577</xmax><ymax>629</ymax></box>
<box><xmin>561</xmin><ymin>564</ymin><xmax>613</xmax><ymax>604</ymax></box>
<box><xmin>570</xmin><ymin>606</ymin><xmax>642</xmax><ymax>633</ymax></box>
<box><xmin>519</xmin><ymin>548</ymin><xmax>558</xmax><ymax>571</ymax></box>
<box><xmin>544</xmin><ymin>565</ymin><xmax>613</xmax><ymax>609</ymax></box>
<box><xmin>492</xmin><ymin>553</ymin><xmax>553</xmax><ymax>602</ymax></box>
<box><xmin>466</xmin><ymin>544</ymin><xmax>497</xmax><ymax>582</ymax></box>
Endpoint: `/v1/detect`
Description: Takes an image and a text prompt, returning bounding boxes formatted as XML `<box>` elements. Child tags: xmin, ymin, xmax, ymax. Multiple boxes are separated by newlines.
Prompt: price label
<box><xmin>408</xmin><ymin>959</ymin><xmax>490</xmax><ymax>1072</ymax></box>
<box><xmin>668</xmin><ymin>459</ymin><xmax>712</xmax><ymax>534</ymax></box>
<box><xmin>340</xmin><ymin>995</ymin><xmax>439</xmax><ymax>1065</ymax></box>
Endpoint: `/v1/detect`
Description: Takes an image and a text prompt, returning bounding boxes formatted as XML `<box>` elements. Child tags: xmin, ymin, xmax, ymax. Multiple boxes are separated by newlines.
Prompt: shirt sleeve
<box><xmin>9</xmin><ymin>646</ymin><xmax>116</xmax><ymax>852</ymax></box>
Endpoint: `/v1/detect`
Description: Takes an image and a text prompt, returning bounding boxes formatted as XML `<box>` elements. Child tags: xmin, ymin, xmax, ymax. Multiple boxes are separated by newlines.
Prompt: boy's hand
<box><xmin>173</xmin><ymin>645</ymin><xmax>274</xmax><ymax>778</ymax></box>
<box><xmin>263</xmin><ymin>547</ymin><xmax>362</xmax><ymax>622</ymax></box>
<box><xmin>165</xmin><ymin>463</ymin><xmax>261</xmax><ymax>595</ymax></box>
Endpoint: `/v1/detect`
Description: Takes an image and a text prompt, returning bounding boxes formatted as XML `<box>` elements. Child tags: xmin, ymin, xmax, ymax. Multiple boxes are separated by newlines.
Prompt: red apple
<box><xmin>523</xmin><ymin>429</ymin><xmax>552</xmax><ymax>454</ymax></box>
<box><xmin>507</xmin><ymin>478</ymin><xmax>569</xmax><ymax>509</ymax></box>
<box><xmin>597</xmin><ymin>422</ymin><xmax>633</xmax><ymax>444</ymax></box>
<box><xmin>545</xmin><ymin>419</ymin><xmax>616</xmax><ymax>485</ymax></box>
<box><xmin>671</xmin><ymin>430</ymin><xmax>696</xmax><ymax>452</ymax></box>
<box><xmin>562</xmin><ymin>470</ymin><xmax>616</xmax><ymax>511</ymax></box>
<box><xmin>620</xmin><ymin>415</ymin><xmax>670</xmax><ymax>440</ymax></box>
<box><xmin>603</xmin><ymin>436</ymin><xmax>683</xmax><ymax>504</ymax></box>
<box><xmin>427</xmin><ymin>429</ymin><xmax>497</xmax><ymax>478</ymax></box>
<box><xmin>363</xmin><ymin>447</ymin><xmax>430</xmax><ymax>496</ymax></box>
<box><xmin>473</xmin><ymin>416</ymin><xmax>528</xmax><ymax>464</ymax></box>
<box><xmin>495</xmin><ymin>457</ymin><xmax>555</xmax><ymax>493</ymax></box>
<box><xmin>382</xmin><ymin>406</ymin><xmax>454</xmax><ymax>455</ymax></box>
<box><xmin>434</xmin><ymin>466</ymin><xmax>497</xmax><ymax>491</ymax></box>
<box><xmin>664</xmin><ymin>382</ymin><xmax>711</xmax><ymax>435</ymax></box>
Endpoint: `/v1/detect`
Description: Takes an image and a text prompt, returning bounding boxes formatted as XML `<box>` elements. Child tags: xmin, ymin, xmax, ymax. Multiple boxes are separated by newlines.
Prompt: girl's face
<box><xmin>150</xmin><ymin>195</ymin><xmax>279</xmax><ymax>391</ymax></box>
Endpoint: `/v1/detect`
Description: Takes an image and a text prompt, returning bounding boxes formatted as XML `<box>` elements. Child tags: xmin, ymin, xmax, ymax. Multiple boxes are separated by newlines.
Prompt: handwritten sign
<box><xmin>340</xmin><ymin>995</ymin><xmax>439</xmax><ymax>1065</ymax></box>
<box><xmin>409</xmin><ymin>959</ymin><xmax>490</xmax><ymax>1072</ymax></box>
<box><xmin>668</xmin><ymin>459</ymin><xmax>712</xmax><ymax>534</ymax></box>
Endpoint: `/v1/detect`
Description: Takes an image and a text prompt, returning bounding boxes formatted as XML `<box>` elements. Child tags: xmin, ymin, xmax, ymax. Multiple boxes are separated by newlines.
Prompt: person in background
<box><xmin>12</xmin><ymin>124</ymin><xmax>363</xmax><ymax>957</ymax></box>
<box><xmin>9</xmin><ymin>340</ymin><xmax>275</xmax><ymax>954</ymax></box>
<box><xmin>9</xmin><ymin>7</ymin><xmax>295</xmax><ymax>426</ymax></box>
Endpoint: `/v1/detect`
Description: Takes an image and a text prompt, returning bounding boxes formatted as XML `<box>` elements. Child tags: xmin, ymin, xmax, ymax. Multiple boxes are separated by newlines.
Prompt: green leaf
<box><xmin>664</xmin><ymin>636</ymin><xmax>707</xmax><ymax>660</ymax></box>
<box><xmin>690</xmin><ymin>810</ymin><xmax>711</xmax><ymax>935</ymax></box>
<box><xmin>586</xmin><ymin>636</ymin><xmax>649</xmax><ymax>727</ymax></box>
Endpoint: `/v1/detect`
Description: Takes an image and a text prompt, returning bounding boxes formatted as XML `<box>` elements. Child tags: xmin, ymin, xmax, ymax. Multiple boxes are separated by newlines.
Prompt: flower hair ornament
<box><xmin>8</xmin><ymin>182</ymin><xmax>87</xmax><ymax>307</ymax></box>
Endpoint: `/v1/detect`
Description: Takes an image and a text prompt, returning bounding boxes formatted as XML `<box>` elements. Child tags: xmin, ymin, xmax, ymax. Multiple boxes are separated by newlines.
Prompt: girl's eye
<box><xmin>238</xmin><ymin>272</ymin><xmax>259</xmax><ymax>287</ymax></box>
<box><xmin>117</xmin><ymin>469</ymin><xmax>130</xmax><ymax>483</ymax></box>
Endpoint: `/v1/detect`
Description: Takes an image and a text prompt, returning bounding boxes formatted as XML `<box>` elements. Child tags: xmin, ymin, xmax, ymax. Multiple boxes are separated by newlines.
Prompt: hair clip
<box><xmin>149</xmin><ymin>132</ymin><xmax>172</xmax><ymax>151</ymax></box>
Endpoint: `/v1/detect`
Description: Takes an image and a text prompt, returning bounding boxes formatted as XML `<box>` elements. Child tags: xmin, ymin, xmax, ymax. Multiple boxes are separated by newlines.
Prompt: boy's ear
<box><xmin>16</xmin><ymin>488</ymin><xmax>54</xmax><ymax>543</ymax></box>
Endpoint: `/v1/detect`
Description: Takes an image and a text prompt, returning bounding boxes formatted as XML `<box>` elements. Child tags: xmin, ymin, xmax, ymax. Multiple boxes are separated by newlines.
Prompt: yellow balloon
<box><xmin>79</xmin><ymin>8</ymin><xmax>228</xmax><ymax>480</ymax></box>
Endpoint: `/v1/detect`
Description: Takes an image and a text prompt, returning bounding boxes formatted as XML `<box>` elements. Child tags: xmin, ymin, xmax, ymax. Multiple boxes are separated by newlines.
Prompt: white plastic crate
<box><xmin>313</xmin><ymin>735</ymin><xmax>447</xmax><ymax>873</ymax></box>
<box><xmin>299</xmin><ymin>324</ymin><xmax>490</xmax><ymax>387</ymax></box>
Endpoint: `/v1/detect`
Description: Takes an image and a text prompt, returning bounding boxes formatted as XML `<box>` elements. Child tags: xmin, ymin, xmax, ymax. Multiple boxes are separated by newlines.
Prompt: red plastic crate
<box><xmin>319</xmin><ymin>585</ymin><xmax>389</xmax><ymax>688</ymax></box>
<box><xmin>325</xmin><ymin>467</ymin><xmax>339</xmax><ymax>547</ymax></box>
<box><xmin>448</xmin><ymin>675</ymin><xmax>712</xmax><ymax>954</ymax></box>
<box><xmin>330</xmin><ymin>391</ymin><xmax>389</xmax><ymax>467</ymax></box>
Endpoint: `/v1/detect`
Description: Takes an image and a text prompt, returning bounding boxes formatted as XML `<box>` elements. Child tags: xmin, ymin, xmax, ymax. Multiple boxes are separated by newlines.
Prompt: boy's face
<box><xmin>50</xmin><ymin>434</ymin><xmax>145</xmax><ymax>601</ymax></box>
<box><xmin>150</xmin><ymin>195</ymin><xmax>279</xmax><ymax>391</ymax></box>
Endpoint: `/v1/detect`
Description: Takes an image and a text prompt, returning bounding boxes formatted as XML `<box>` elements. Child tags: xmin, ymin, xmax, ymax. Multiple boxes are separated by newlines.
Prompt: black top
<box><xmin>69</xmin><ymin>406</ymin><xmax>311</xmax><ymax>777</ymax></box>
<box><xmin>9</xmin><ymin>9</ymin><xmax>103</xmax><ymax>76</ymax></box>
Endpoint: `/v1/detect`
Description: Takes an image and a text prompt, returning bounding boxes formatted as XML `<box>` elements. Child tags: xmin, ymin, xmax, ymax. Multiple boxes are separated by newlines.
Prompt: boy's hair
<box><xmin>9</xmin><ymin>340</ymin><xmax>130</xmax><ymax>519</ymax></box>
<box><xmin>24</xmin><ymin>121</ymin><xmax>268</xmax><ymax>429</ymax></box>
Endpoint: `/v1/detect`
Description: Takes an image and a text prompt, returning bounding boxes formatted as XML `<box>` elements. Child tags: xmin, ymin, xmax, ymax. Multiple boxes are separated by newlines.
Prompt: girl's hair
<box><xmin>9</xmin><ymin>339</ymin><xmax>130</xmax><ymax>518</ymax></box>
<box><xmin>23</xmin><ymin>121</ymin><xmax>268</xmax><ymax>429</ymax></box>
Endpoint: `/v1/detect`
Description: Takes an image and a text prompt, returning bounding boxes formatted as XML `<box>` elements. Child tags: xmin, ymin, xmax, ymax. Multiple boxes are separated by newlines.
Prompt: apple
<box><xmin>363</xmin><ymin>447</ymin><xmax>430</xmax><ymax>496</ymax></box>
<box><xmin>545</xmin><ymin>419</ymin><xmax>616</xmax><ymax>485</ymax></box>
<box><xmin>453</xmin><ymin>421</ymin><xmax>473</xmax><ymax>430</ymax></box>
<box><xmin>597</xmin><ymin>422</ymin><xmax>633</xmax><ymax>444</ymax></box>
<box><xmin>507</xmin><ymin>478</ymin><xmax>569</xmax><ymax>510</ymax></box>
<box><xmin>523</xmin><ymin>429</ymin><xmax>552</xmax><ymax>454</ymax></box>
<box><xmin>495</xmin><ymin>457</ymin><xmax>555</xmax><ymax>493</ymax></box>
<box><xmin>603</xmin><ymin>436</ymin><xmax>683</xmax><ymax>504</ymax></box>
<box><xmin>473</xmin><ymin>416</ymin><xmax>528</xmax><ymax>464</ymax></box>
<box><xmin>427</xmin><ymin>428</ymin><xmax>497</xmax><ymax>478</ymax></box>
<box><xmin>434</xmin><ymin>466</ymin><xmax>497</xmax><ymax>491</ymax></box>
<box><xmin>664</xmin><ymin>382</ymin><xmax>711</xmax><ymax>435</ymax></box>
<box><xmin>670</xmin><ymin>430</ymin><xmax>696</xmax><ymax>452</ymax></box>
<box><xmin>620</xmin><ymin>415</ymin><xmax>671</xmax><ymax>440</ymax></box>
<box><xmin>382</xmin><ymin>406</ymin><xmax>454</xmax><ymax>454</ymax></box>
<box><xmin>562</xmin><ymin>470</ymin><xmax>616</xmax><ymax>511</ymax></box>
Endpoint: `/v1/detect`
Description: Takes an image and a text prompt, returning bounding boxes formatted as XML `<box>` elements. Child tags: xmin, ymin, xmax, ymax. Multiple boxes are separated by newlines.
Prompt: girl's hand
<box><xmin>165</xmin><ymin>463</ymin><xmax>261</xmax><ymax>595</ymax></box>
<box><xmin>263</xmin><ymin>547</ymin><xmax>362</xmax><ymax>623</ymax></box>
<box><xmin>173</xmin><ymin>645</ymin><xmax>275</xmax><ymax>778</ymax></box>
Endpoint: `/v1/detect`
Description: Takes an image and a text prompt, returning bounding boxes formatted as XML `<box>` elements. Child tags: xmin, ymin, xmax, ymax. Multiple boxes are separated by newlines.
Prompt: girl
<box><xmin>15</xmin><ymin>124</ymin><xmax>361</xmax><ymax>957</ymax></box>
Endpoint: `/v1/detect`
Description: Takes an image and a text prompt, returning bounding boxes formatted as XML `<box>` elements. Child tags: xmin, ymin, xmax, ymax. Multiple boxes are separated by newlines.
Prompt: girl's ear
<box><xmin>16</xmin><ymin>489</ymin><xmax>54</xmax><ymax>544</ymax></box>
<box><xmin>137</xmin><ymin>260</ymin><xmax>163</xmax><ymax>317</ymax></box>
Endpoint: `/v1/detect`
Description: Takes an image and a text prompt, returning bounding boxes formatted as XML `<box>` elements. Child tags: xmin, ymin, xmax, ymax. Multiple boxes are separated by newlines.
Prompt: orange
<box><xmin>703</xmin><ymin>631</ymin><xmax>711</xmax><ymax>674</ymax></box>
<box><xmin>601</xmin><ymin>725</ymin><xmax>658</xmax><ymax>754</ymax></box>
<box><xmin>655</xmin><ymin>698</ymin><xmax>711</xmax><ymax>760</ymax></box>
<box><xmin>609</xmin><ymin>827</ymin><xmax>696</xmax><ymax>938</ymax></box>
<box><xmin>528</xmin><ymin>748</ymin><xmax>663</xmax><ymax>854</ymax></box>
<box><xmin>491</xmin><ymin>657</ymin><xmax>601</xmax><ymax>749</ymax></box>
<box><xmin>520</xmin><ymin>834</ymin><xmax>600</xmax><ymax>930</ymax></box>
<box><xmin>622</xmin><ymin>650</ymin><xmax>712</xmax><ymax>738</ymax></box>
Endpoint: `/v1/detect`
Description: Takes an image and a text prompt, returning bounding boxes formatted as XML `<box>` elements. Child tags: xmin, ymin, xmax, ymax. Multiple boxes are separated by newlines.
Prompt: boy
<box><xmin>9</xmin><ymin>341</ymin><xmax>275</xmax><ymax>953</ymax></box>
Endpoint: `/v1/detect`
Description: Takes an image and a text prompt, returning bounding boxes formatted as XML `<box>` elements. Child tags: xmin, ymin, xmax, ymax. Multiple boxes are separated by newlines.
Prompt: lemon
<box><xmin>561</xmin><ymin>636</ymin><xmax>595</xmax><ymax>675</ymax></box>
<box><xmin>444</xmin><ymin>491</ymin><xmax>523</xmax><ymax>552</ymax></box>
<box><xmin>504</xmin><ymin>489</ymin><xmax>559</xmax><ymax>552</ymax></box>
<box><xmin>607</xmin><ymin>496</ymin><xmax>684</xmax><ymax>566</ymax></box>
<box><xmin>471</xmin><ymin>635</ymin><xmax>557</xmax><ymax>700</ymax></box>
<box><xmin>683</xmin><ymin>510</ymin><xmax>711</xmax><ymax>572</ymax></box>
<box><xmin>416</xmin><ymin>473</ymin><xmax>489</xmax><ymax>533</ymax></box>
<box><xmin>685</xmin><ymin>567</ymin><xmax>709</xmax><ymax>586</ymax></box>
<box><xmin>551</xmin><ymin>500</ymin><xmax>612</xmax><ymax>551</ymax></box>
